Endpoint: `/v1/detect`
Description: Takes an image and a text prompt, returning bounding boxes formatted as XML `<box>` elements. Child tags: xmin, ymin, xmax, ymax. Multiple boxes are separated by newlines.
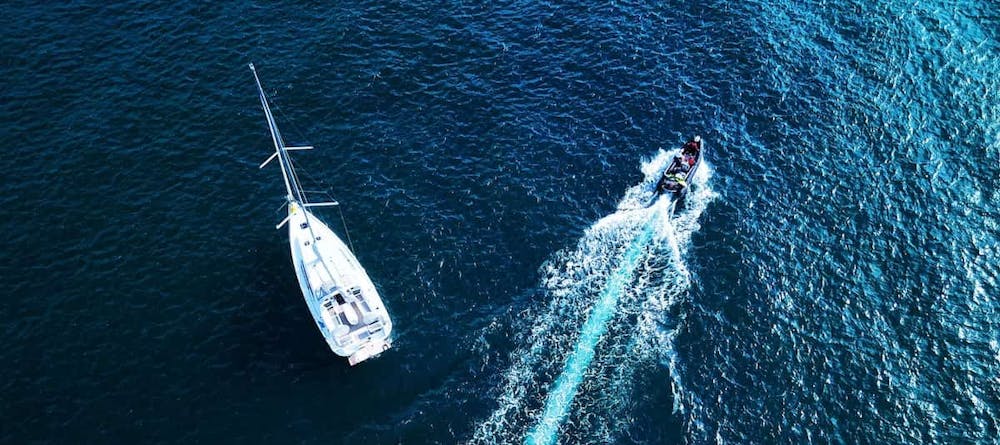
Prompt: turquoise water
<box><xmin>2</xmin><ymin>0</ymin><xmax>998</xmax><ymax>443</ymax></box>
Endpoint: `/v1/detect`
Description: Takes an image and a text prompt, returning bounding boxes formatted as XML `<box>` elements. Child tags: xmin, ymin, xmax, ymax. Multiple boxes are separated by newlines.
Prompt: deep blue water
<box><xmin>2</xmin><ymin>0</ymin><xmax>998</xmax><ymax>443</ymax></box>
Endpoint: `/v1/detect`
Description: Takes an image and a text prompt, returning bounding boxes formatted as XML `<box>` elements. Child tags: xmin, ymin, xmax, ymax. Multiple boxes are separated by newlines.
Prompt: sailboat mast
<box><xmin>250</xmin><ymin>63</ymin><xmax>305</xmax><ymax>203</ymax></box>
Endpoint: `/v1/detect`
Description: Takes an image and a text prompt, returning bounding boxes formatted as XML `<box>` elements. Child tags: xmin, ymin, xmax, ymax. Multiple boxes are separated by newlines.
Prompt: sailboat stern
<box><xmin>315</xmin><ymin>286</ymin><xmax>393</xmax><ymax>360</ymax></box>
<box><xmin>347</xmin><ymin>339</ymin><xmax>391</xmax><ymax>366</ymax></box>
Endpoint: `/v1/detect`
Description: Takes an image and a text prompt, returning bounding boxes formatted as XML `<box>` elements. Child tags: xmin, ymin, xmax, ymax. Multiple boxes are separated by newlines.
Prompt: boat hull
<box><xmin>651</xmin><ymin>137</ymin><xmax>704</xmax><ymax>210</ymax></box>
<box><xmin>286</xmin><ymin>203</ymin><xmax>392</xmax><ymax>365</ymax></box>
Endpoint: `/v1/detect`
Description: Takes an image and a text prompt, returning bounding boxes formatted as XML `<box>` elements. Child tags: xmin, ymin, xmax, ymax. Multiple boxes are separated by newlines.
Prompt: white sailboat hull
<box><xmin>287</xmin><ymin>202</ymin><xmax>392</xmax><ymax>365</ymax></box>
<box><xmin>251</xmin><ymin>63</ymin><xmax>393</xmax><ymax>366</ymax></box>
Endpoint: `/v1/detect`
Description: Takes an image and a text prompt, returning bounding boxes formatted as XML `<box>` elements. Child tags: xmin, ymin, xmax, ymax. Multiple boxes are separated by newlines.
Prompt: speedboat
<box><xmin>649</xmin><ymin>135</ymin><xmax>704</xmax><ymax>209</ymax></box>
<box><xmin>250</xmin><ymin>63</ymin><xmax>393</xmax><ymax>366</ymax></box>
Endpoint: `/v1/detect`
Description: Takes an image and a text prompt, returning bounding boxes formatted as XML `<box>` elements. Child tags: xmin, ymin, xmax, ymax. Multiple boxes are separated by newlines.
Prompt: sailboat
<box><xmin>250</xmin><ymin>63</ymin><xmax>392</xmax><ymax>366</ymax></box>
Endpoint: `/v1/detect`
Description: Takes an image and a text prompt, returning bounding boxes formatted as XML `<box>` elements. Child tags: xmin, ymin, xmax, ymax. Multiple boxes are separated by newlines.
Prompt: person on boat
<box><xmin>682</xmin><ymin>135</ymin><xmax>702</xmax><ymax>156</ymax></box>
<box><xmin>664</xmin><ymin>174</ymin><xmax>686</xmax><ymax>191</ymax></box>
<box><xmin>673</xmin><ymin>174</ymin><xmax>687</xmax><ymax>188</ymax></box>
<box><xmin>674</xmin><ymin>155</ymin><xmax>691</xmax><ymax>172</ymax></box>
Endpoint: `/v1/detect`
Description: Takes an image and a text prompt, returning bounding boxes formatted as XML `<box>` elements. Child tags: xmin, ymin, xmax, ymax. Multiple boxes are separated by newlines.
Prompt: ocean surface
<box><xmin>2</xmin><ymin>0</ymin><xmax>998</xmax><ymax>443</ymax></box>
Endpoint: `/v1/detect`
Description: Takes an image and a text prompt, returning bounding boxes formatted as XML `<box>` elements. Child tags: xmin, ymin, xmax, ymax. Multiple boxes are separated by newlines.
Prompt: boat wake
<box><xmin>471</xmin><ymin>150</ymin><xmax>716</xmax><ymax>444</ymax></box>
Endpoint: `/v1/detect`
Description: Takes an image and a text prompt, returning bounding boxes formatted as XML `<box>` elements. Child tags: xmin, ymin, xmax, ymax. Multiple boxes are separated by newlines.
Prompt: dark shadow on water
<box><xmin>622</xmin><ymin>364</ymin><xmax>686</xmax><ymax>444</ymax></box>
<box><xmin>228</xmin><ymin>240</ymin><xmax>342</xmax><ymax>378</ymax></box>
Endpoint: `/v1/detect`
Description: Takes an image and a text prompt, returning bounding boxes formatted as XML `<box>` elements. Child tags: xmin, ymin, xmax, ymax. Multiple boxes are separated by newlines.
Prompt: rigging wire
<box><xmin>296</xmin><ymin>162</ymin><xmax>358</xmax><ymax>254</ymax></box>
<box><xmin>273</xmin><ymin>92</ymin><xmax>315</xmax><ymax>149</ymax></box>
<box><xmin>272</xmin><ymin>98</ymin><xmax>358</xmax><ymax>254</ymax></box>
<box><xmin>337</xmin><ymin>204</ymin><xmax>358</xmax><ymax>254</ymax></box>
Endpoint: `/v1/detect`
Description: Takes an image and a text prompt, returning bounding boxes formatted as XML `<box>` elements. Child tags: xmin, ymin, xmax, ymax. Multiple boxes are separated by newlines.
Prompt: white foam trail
<box><xmin>471</xmin><ymin>151</ymin><xmax>715</xmax><ymax>445</ymax></box>
<box><xmin>525</xmin><ymin>207</ymin><xmax>664</xmax><ymax>445</ymax></box>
